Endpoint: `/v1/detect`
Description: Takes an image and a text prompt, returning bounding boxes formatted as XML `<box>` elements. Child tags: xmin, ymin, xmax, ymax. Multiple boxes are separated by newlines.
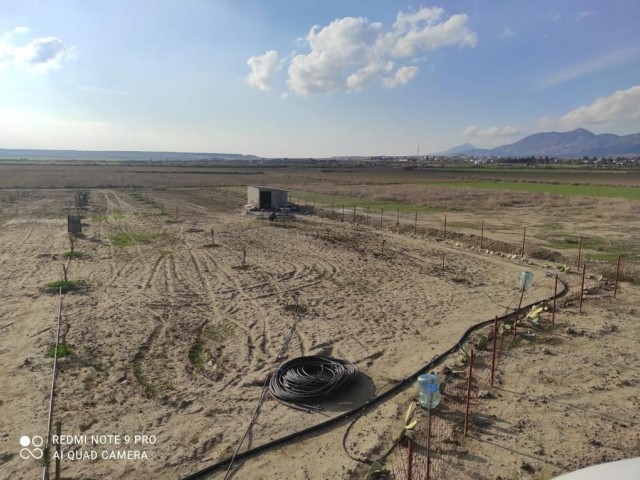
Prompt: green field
<box><xmin>426</xmin><ymin>180</ymin><xmax>640</xmax><ymax>200</ymax></box>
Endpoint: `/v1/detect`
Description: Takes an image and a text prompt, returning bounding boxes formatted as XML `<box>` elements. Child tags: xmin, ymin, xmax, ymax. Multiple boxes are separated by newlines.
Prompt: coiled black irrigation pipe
<box><xmin>182</xmin><ymin>278</ymin><xmax>569</xmax><ymax>480</ymax></box>
<box><xmin>269</xmin><ymin>356</ymin><xmax>359</xmax><ymax>410</ymax></box>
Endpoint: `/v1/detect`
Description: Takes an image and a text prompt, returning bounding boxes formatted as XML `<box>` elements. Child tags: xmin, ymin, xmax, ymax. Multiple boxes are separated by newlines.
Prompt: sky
<box><xmin>0</xmin><ymin>0</ymin><xmax>639</xmax><ymax>157</ymax></box>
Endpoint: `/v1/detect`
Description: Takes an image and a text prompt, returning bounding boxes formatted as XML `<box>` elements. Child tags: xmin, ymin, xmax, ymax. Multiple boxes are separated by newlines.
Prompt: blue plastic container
<box><xmin>417</xmin><ymin>373</ymin><xmax>441</xmax><ymax>409</ymax></box>
<box><xmin>519</xmin><ymin>271</ymin><xmax>534</xmax><ymax>290</ymax></box>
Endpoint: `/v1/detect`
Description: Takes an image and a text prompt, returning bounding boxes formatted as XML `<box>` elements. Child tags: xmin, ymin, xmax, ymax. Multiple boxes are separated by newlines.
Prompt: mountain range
<box><xmin>438</xmin><ymin>129</ymin><xmax>640</xmax><ymax>157</ymax></box>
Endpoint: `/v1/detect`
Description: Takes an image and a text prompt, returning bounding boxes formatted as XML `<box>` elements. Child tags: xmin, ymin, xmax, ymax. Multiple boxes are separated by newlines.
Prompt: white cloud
<box><xmin>538</xmin><ymin>45</ymin><xmax>640</xmax><ymax>89</ymax></box>
<box><xmin>501</xmin><ymin>27</ymin><xmax>515</xmax><ymax>38</ymax></box>
<box><xmin>383</xmin><ymin>9</ymin><xmax>477</xmax><ymax>57</ymax></box>
<box><xmin>538</xmin><ymin>85</ymin><xmax>640</xmax><ymax>132</ymax></box>
<box><xmin>463</xmin><ymin>125</ymin><xmax>526</xmax><ymax>138</ymax></box>
<box><xmin>247</xmin><ymin>7</ymin><xmax>477</xmax><ymax>96</ymax></box>
<box><xmin>245</xmin><ymin>50</ymin><xmax>282</xmax><ymax>91</ymax></box>
<box><xmin>0</xmin><ymin>29</ymin><xmax>74</xmax><ymax>72</ymax></box>
<box><xmin>7</xmin><ymin>26</ymin><xmax>29</xmax><ymax>37</ymax></box>
<box><xmin>577</xmin><ymin>10</ymin><xmax>595</xmax><ymax>20</ymax></box>
<box><xmin>383</xmin><ymin>65</ymin><xmax>419</xmax><ymax>88</ymax></box>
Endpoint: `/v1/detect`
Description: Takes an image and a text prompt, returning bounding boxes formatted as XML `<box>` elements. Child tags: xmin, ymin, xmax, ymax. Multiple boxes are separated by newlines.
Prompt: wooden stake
<box><xmin>396</xmin><ymin>209</ymin><xmax>400</xmax><ymax>231</ymax></box>
<box><xmin>353</xmin><ymin>205</ymin><xmax>356</xmax><ymax>223</ymax></box>
<box><xmin>414</xmin><ymin>212</ymin><xmax>418</xmax><ymax>235</ymax></box>
<box><xmin>480</xmin><ymin>220</ymin><xmax>484</xmax><ymax>249</ymax></box>
<box><xmin>552</xmin><ymin>274</ymin><xmax>558</xmax><ymax>325</ymax></box>
<box><xmin>443</xmin><ymin>215</ymin><xmax>447</xmax><ymax>241</ymax></box>
<box><xmin>579</xmin><ymin>264</ymin><xmax>586</xmax><ymax>313</ymax></box>
<box><xmin>380</xmin><ymin>206</ymin><xmax>384</xmax><ymax>228</ymax></box>
<box><xmin>521</xmin><ymin>227</ymin><xmax>527</xmax><ymax>258</ymax></box>
<box><xmin>613</xmin><ymin>255</ymin><xmax>621</xmax><ymax>299</ymax></box>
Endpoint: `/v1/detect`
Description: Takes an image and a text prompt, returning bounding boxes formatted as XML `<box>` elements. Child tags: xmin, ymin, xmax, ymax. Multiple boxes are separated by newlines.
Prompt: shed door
<box><xmin>259</xmin><ymin>191</ymin><xmax>272</xmax><ymax>209</ymax></box>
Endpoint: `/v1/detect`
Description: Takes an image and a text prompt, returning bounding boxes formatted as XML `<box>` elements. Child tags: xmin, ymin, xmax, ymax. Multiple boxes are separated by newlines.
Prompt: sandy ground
<box><xmin>0</xmin><ymin>188</ymin><xmax>636</xmax><ymax>480</ymax></box>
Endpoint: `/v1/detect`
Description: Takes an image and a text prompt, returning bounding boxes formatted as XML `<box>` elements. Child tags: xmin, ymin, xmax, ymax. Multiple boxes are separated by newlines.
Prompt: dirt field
<box><xmin>0</xmin><ymin>165</ymin><xmax>638</xmax><ymax>480</ymax></box>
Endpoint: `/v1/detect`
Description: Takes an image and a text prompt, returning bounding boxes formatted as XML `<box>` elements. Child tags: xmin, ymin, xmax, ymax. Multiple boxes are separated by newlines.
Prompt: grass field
<box><xmin>422</xmin><ymin>180</ymin><xmax>640</xmax><ymax>200</ymax></box>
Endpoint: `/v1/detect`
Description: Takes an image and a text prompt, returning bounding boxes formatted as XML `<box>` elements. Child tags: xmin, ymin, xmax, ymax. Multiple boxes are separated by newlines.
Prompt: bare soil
<box><xmin>0</xmin><ymin>167</ymin><xmax>638</xmax><ymax>480</ymax></box>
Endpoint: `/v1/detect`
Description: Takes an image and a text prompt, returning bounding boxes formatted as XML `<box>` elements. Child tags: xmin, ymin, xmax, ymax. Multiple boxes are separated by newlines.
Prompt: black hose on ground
<box><xmin>269</xmin><ymin>356</ymin><xmax>359</xmax><ymax>409</ymax></box>
<box><xmin>181</xmin><ymin>278</ymin><xmax>568</xmax><ymax>480</ymax></box>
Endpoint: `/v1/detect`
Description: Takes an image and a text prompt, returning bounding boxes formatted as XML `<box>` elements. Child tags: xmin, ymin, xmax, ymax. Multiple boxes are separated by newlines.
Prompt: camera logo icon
<box><xmin>20</xmin><ymin>435</ymin><xmax>44</xmax><ymax>460</ymax></box>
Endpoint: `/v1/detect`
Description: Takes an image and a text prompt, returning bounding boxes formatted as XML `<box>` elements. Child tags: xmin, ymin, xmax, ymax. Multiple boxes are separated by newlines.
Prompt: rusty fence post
<box><xmin>480</xmin><ymin>220</ymin><xmax>484</xmax><ymax>249</ymax></box>
<box><xmin>521</xmin><ymin>227</ymin><xmax>527</xmax><ymax>258</ymax></box>
<box><xmin>407</xmin><ymin>437</ymin><xmax>413</xmax><ymax>480</ymax></box>
<box><xmin>414</xmin><ymin>212</ymin><xmax>418</xmax><ymax>235</ymax></box>
<box><xmin>464</xmin><ymin>349</ymin><xmax>474</xmax><ymax>436</ymax></box>
<box><xmin>396</xmin><ymin>209</ymin><xmax>400</xmax><ymax>231</ymax></box>
<box><xmin>380</xmin><ymin>206</ymin><xmax>384</xmax><ymax>228</ymax></box>
<box><xmin>426</xmin><ymin>411</ymin><xmax>432</xmax><ymax>480</ymax></box>
<box><xmin>491</xmin><ymin>317</ymin><xmax>498</xmax><ymax>387</ymax></box>
<box><xmin>577</xmin><ymin>235</ymin><xmax>583</xmax><ymax>269</ymax></box>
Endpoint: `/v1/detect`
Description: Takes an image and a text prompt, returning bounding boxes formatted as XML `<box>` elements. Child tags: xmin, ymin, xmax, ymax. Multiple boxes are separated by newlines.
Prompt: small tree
<box><xmin>68</xmin><ymin>233</ymin><xmax>76</xmax><ymax>254</ymax></box>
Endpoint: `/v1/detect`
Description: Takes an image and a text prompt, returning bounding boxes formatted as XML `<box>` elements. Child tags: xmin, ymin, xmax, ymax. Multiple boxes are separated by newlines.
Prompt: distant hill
<box><xmin>438</xmin><ymin>129</ymin><xmax>640</xmax><ymax>157</ymax></box>
<box><xmin>0</xmin><ymin>148</ymin><xmax>261</xmax><ymax>162</ymax></box>
<box><xmin>435</xmin><ymin>143</ymin><xmax>482</xmax><ymax>155</ymax></box>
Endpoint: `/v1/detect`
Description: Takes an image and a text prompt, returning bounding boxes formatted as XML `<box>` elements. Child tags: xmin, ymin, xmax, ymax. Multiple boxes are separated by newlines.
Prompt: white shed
<box><xmin>247</xmin><ymin>185</ymin><xmax>289</xmax><ymax>210</ymax></box>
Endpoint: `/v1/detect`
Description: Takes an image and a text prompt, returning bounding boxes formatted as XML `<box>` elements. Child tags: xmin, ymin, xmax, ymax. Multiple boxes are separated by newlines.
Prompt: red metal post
<box><xmin>514</xmin><ymin>288</ymin><xmax>525</xmax><ymax>340</ymax></box>
<box><xmin>443</xmin><ymin>215</ymin><xmax>447</xmax><ymax>241</ymax></box>
<box><xmin>577</xmin><ymin>235</ymin><xmax>583</xmax><ymax>269</ymax></box>
<box><xmin>407</xmin><ymin>437</ymin><xmax>413</xmax><ymax>480</ymax></box>
<box><xmin>491</xmin><ymin>316</ymin><xmax>498</xmax><ymax>387</ymax></box>
<box><xmin>552</xmin><ymin>274</ymin><xmax>558</xmax><ymax>326</ymax></box>
<box><xmin>614</xmin><ymin>255</ymin><xmax>621</xmax><ymax>299</ymax></box>
<box><xmin>426</xmin><ymin>411</ymin><xmax>432</xmax><ymax>480</ymax></box>
<box><xmin>521</xmin><ymin>227</ymin><xmax>527</xmax><ymax>258</ymax></box>
<box><xmin>464</xmin><ymin>349</ymin><xmax>474</xmax><ymax>436</ymax></box>
<box><xmin>480</xmin><ymin>220</ymin><xmax>484</xmax><ymax>249</ymax></box>
<box><xmin>579</xmin><ymin>264</ymin><xmax>586</xmax><ymax>313</ymax></box>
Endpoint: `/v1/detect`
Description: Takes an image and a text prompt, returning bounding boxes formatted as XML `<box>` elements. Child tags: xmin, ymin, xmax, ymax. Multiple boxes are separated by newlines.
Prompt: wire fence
<box><xmin>385</xmin><ymin>274</ymin><xmax>626</xmax><ymax>480</ymax></box>
<box><xmin>289</xmin><ymin>197</ymin><xmax>635</xmax><ymax>480</ymax></box>
<box><xmin>292</xmin><ymin>199</ymin><xmax>637</xmax><ymax>289</ymax></box>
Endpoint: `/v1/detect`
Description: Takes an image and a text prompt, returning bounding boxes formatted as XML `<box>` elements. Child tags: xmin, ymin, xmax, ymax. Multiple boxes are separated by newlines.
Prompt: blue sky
<box><xmin>0</xmin><ymin>0</ymin><xmax>639</xmax><ymax>156</ymax></box>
